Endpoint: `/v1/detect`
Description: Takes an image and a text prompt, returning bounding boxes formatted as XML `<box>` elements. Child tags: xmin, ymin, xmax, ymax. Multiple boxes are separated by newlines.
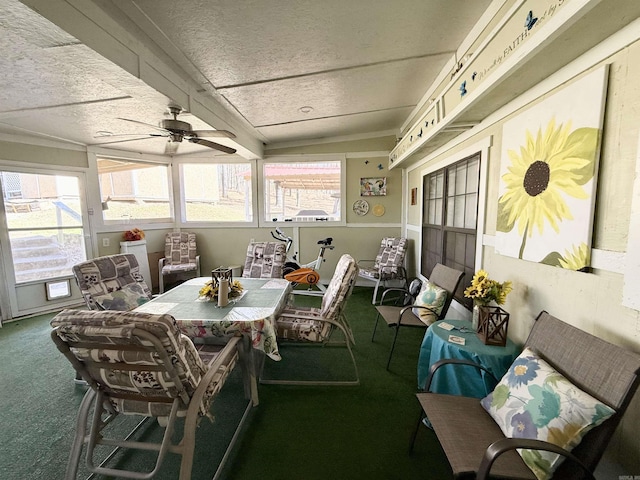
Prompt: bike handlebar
<box><xmin>271</xmin><ymin>228</ymin><xmax>292</xmax><ymax>242</ymax></box>
<box><xmin>271</xmin><ymin>229</ymin><xmax>334</xmax><ymax>249</ymax></box>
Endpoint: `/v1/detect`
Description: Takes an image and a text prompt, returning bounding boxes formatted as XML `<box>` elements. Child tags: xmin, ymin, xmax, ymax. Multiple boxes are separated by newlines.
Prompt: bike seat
<box><xmin>318</xmin><ymin>237</ymin><xmax>333</xmax><ymax>245</ymax></box>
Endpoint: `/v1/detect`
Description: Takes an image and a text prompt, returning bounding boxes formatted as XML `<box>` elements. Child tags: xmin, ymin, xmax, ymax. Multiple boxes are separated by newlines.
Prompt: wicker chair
<box><xmin>411</xmin><ymin>310</ymin><xmax>640</xmax><ymax>480</ymax></box>
<box><xmin>51</xmin><ymin>309</ymin><xmax>245</xmax><ymax>480</ymax></box>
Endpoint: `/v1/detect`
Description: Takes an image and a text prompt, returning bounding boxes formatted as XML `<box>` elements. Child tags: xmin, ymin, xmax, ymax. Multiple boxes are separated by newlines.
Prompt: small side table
<box><xmin>417</xmin><ymin>319</ymin><xmax>521</xmax><ymax>397</ymax></box>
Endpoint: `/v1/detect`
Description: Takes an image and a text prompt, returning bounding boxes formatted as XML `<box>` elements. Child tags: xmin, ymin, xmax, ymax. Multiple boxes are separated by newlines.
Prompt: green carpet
<box><xmin>0</xmin><ymin>287</ymin><xmax>452</xmax><ymax>479</ymax></box>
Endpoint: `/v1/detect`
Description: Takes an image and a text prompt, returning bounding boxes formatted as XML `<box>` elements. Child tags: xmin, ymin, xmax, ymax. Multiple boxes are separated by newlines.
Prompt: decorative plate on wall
<box><xmin>353</xmin><ymin>199</ymin><xmax>369</xmax><ymax>216</ymax></box>
<box><xmin>372</xmin><ymin>204</ymin><xmax>385</xmax><ymax>217</ymax></box>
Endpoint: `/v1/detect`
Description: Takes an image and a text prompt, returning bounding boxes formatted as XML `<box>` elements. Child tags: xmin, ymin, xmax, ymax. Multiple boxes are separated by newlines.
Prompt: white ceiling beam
<box><xmin>19</xmin><ymin>0</ymin><xmax>264</xmax><ymax>159</ymax></box>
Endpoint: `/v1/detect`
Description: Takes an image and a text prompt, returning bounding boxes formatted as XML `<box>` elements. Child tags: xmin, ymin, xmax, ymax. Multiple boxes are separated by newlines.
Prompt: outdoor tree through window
<box><xmin>263</xmin><ymin>160</ymin><xmax>342</xmax><ymax>223</ymax></box>
<box><xmin>181</xmin><ymin>163</ymin><xmax>253</xmax><ymax>222</ymax></box>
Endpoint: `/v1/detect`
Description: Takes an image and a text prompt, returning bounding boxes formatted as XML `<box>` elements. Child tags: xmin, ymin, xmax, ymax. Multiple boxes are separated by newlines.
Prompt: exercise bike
<box><xmin>271</xmin><ymin>228</ymin><xmax>334</xmax><ymax>295</ymax></box>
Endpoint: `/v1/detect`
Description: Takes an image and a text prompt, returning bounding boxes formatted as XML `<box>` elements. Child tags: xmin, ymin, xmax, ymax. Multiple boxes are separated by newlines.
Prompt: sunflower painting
<box><xmin>495</xmin><ymin>67</ymin><xmax>607</xmax><ymax>271</ymax></box>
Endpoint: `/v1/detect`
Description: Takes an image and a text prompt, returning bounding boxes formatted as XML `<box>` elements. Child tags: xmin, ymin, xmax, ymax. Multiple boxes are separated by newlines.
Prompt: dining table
<box><xmin>134</xmin><ymin>276</ymin><xmax>292</xmax><ymax>405</ymax></box>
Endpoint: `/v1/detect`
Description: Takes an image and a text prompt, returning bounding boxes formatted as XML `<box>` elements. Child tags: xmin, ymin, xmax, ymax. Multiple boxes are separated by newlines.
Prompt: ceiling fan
<box><xmin>96</xmin><ymin>105</ymin><xmax>237</xmax><ymax>154</ymax></box>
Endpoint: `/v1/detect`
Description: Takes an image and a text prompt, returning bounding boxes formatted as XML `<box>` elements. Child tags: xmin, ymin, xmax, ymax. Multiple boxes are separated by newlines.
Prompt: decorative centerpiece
<box><xmin>123</xmin><ymin>228</ymin><xmax>145</xmax><ymax>241</ymax></box>
<box><xmin>464</xmin><ymin>269</ymin><xmax>512</xmax><ymax>346</ymax></box>
<box><xmin>199</xmin><ymin>267</ymin><xmax>243</xmax><ymax>306</ymax></box>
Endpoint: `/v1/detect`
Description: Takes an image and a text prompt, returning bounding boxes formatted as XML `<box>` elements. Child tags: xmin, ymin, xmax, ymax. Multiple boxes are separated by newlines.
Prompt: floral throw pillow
<box><xmin>94</xmin><ymin>283</ymin><xmax>151</xmax><ymax>311</ymax></box>
<box><xmin>480</xmin><ymin>347</ymin><xmax>615</xmax><ymax>480</ymax></box>
<box><xmin>412</xmin><ymin>281</ymin><xmax>447</xmax><ymax>326</ymax></box>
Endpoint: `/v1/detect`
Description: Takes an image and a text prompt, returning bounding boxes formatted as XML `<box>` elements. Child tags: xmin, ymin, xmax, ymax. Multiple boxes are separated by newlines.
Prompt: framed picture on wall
<box><xmin>360</xmin><ymin>177</ymin><xmax>386</xmax><ymax>196</ymax></box>
<box><xmin>494</xmin><ymin>66</ymin><xmax>607</xmax><ymax>271</ymax></box>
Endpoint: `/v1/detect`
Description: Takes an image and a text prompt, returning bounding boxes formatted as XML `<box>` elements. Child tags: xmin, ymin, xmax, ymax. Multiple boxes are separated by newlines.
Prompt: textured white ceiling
<box><xmin>1</xmin><ymin>0</ymin><xmax>493</xmax><ymax>157</ymax></box>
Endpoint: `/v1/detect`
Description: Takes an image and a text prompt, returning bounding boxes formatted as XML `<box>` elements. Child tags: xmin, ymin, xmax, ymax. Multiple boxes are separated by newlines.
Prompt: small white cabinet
<box><xmin>120</xmin><ymin>239</ymin><xmax>152</xmax><ymax>288</ymax></box>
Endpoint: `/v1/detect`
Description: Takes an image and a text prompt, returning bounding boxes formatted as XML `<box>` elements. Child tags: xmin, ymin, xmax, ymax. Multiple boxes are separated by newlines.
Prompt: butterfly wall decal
<box><xmin>525</xmin><ymin>10</ymin><xmax>538</xmax><ymax>30</ymax></box>
<box><xmin>459</xmin><ymin>81</ymin><xmax>467</xmax><ymax>97</ymax></box>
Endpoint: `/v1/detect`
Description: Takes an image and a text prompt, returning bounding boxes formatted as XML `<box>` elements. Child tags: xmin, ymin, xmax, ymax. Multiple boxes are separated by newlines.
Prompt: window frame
<box><xmin>94</xmin><ymin>152</ymin><xmax>174</xmax><ymax>228</ymax></box>
<box><xmin>175</xmin><ymin>157</ymin><xmax>258</xmax><ymax>227</ymax></box>
<box><xmin>259</xmin><ymin>155</ymin><xmax>346</xmax><ymax>227</ymax></box>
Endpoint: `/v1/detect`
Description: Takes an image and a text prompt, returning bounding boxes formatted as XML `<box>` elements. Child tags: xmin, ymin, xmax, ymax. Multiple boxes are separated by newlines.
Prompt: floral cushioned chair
<box><xmin>410</xmin><ymin>311</ymin><xmax>640</xmax><ymax>480</ymax></box>
<box><xmin>357</xmin><ymin>237</ymin><xmax>408</xmax><ymax>304</ymax></box>
<box><xmin>50</xmin><ymin>309</ymin><xmax>244</xmax><ymax>480</ymax></box>
<box><xmin>158</xmin><ymin>232</ymin><xmax>201</xmax><ymax>294</ymax></box>
<box><xmin>72</xmin><ymin>253</ymin><xmax>152</xmax><ymax>311</ymax></box>
<box><xmin>261</xmin><ymin>253</ymin><xmax>360</xmax><ymax>385</ymax></box>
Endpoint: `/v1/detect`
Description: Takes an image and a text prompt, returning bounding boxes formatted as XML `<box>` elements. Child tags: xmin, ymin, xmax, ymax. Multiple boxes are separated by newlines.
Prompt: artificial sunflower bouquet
<box><xmin>123</xmin><ymin>228</ymin><xmax>145</xmax><ymax>241</ymax></box>
<box><xmin>464</xmin><ymin>269</ymin><xmax>512</xmax><ymax>306</ymax></box>
<box><xmin>198</xmin><ymin>279</ymin><xmax>244</xmax><ymax>302</ymax></box>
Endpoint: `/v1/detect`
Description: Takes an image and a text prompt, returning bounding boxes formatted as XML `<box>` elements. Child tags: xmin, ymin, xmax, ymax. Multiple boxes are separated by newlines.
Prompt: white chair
<box><xmin>357</xmin><ymin>237</ymin><xmax>408</xmax><ymax>304</ymax></box>
<box><xmin>158</xmin><ymin>232</ymin><xmax>201</xmax><ymax>294</ymax></box>
<box><xmin>50</xmin><ymin>309</ymin><xmax>245</xmax><ymax>480</ymax></box>
<box><xmin>262</xmin><ymin>254</ymin><xmax>360</xmax><ymax>385</ymax></box>
<box><xmin>72</xmin><ymin>253</ymin><xmax>152</xmax><ymax>311</ymax></box>
<box><xmin>241</xmin><ymin>241</ymin><xmax>286</xmax><ymax>278</ymax></box>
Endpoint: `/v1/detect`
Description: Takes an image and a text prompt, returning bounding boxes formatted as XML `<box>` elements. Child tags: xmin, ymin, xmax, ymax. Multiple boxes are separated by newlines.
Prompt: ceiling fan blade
<box><xmin>191</xmin><ymin>129</ymin><xmax>237</xmax><ymax>139</ymax></box>
<box><xmin>188</xmin><ymin>137</ymin><xmax>236</xmax><ymax>154</ymax></box>
<box><xmin>117</xmin><ymin>117</ymin><xmax>169</xmax><ymax>133</ymax></box>
<box><xmin>93</xmin><ymin>136</ymin><xmax>163</xmax><ymax>145</ymax></box>
<box><xmin>94</xmin><ymin>132</ymin><xmax>167</xmax><ymax>139</ymax></box>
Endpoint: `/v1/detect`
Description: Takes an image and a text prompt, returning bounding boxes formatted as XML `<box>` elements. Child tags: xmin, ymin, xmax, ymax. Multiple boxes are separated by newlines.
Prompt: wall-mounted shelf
<box><xmin>389</xmin><ymin>0</ymin><xmax>640</xmax><ymax>169</ymax></box>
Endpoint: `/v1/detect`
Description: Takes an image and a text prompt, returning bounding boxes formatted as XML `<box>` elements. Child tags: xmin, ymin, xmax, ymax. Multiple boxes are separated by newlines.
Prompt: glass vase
<box><xmin>472</xmin><ymin>301</ymin><xmax>490</xmax><ymax>331</ymax></box>
<box><xmin>472</xmin><ymin>304</ymin><xmax>480</xmax><ymax>330</ymax></box>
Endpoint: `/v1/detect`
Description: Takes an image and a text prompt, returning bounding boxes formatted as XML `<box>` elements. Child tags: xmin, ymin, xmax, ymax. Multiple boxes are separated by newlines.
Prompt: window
<box><xmin>180</xmin><ymin>162</ymin><xmax>253</xmax><ymax>222</ymax></box>
<box><xmin>98</xmin><ymin>157</ymin><xmax>171</xmax><ymax>222</ymax></box>
<box><xmin>1</xmin><ymin>171</ymin><xmax>87</xmax><ymax>283</ymax></box>
<box><xmin>422</xmin><ymin>154</ymin><xmax>480</xmax><ymax>308</ymax></box>
<box><xmin>263</xmin><ymin>160</ymin><xmax>342</xmax><ymax>223</ymax></box>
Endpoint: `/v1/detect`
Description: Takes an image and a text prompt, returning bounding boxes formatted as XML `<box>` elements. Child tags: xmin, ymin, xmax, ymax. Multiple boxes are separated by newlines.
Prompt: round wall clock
<box><xmin>353</xmin><ymin>199</ymin><xmax>369</xmax><ymax>216</ymax></box>
<box><xmin>372</xmin><ymin>204</ymin><xmax>385</xmax><ymax>217</ymax></box>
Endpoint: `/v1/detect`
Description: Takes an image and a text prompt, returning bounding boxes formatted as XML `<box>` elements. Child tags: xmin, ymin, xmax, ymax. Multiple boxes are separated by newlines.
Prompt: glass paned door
<box><xmin>1</xmin><ymin>171</ymin><xmax>87</xmax><ymax>283</ymax></box>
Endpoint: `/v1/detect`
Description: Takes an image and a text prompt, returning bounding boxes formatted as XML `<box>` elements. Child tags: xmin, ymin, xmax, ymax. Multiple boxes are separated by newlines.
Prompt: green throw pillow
<box><xmin>480</xmin><ymin>347</ymin><xmax>615</xmax><ymax>480</ymax></box>
<box><xmin>412</xmin><ymin>281</ymin><xmax>447</xmax><ymax>325</ymax></box>
<box><xmin>94</xmin><ymin>283</ymin><xmax>150</xmax><ymax>311</ymax></box>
